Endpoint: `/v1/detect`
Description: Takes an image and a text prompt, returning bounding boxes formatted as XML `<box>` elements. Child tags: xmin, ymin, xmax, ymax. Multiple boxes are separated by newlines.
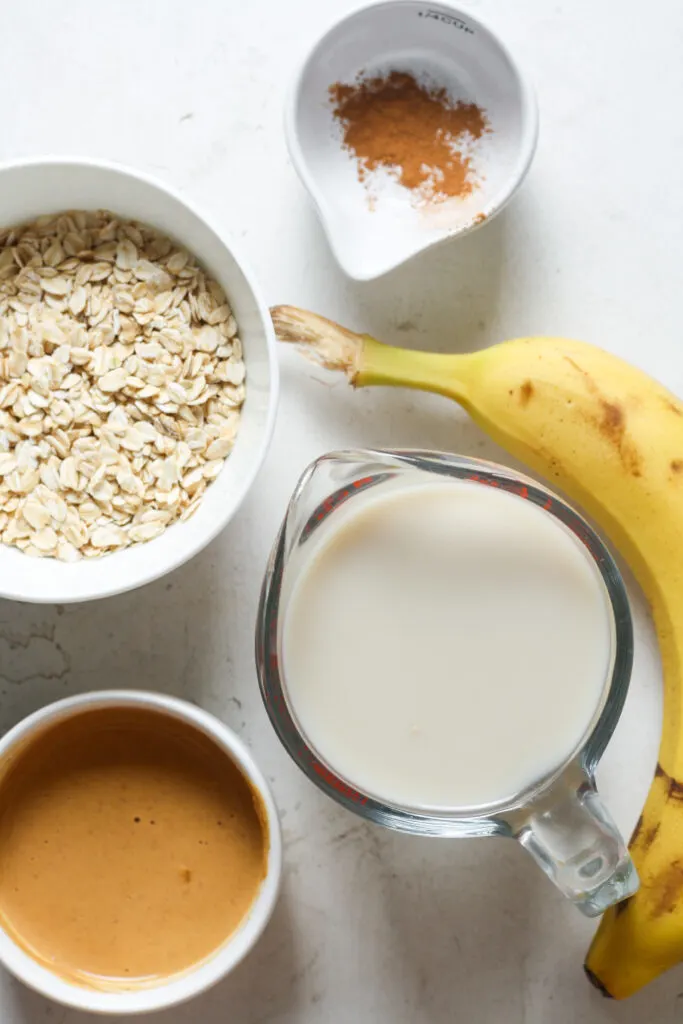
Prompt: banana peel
<box><xmin>272</xmin><ymin>305</ymin><xmax>683</xmax><ymax>998</ymax></box>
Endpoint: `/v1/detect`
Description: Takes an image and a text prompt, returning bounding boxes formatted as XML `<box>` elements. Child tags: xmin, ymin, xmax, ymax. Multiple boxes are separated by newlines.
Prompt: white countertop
<box><xmin>0</xmin><ymin>0</ymin><xmax>678</xmax><ymax>1020</ymax></box>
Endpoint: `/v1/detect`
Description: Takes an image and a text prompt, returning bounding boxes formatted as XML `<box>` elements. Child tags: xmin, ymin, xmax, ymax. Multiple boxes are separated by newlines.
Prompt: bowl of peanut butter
<box><xmin>0</xmin><ymin>690</ymin><xmax>282</xmax><ymax>1014</ymax></box>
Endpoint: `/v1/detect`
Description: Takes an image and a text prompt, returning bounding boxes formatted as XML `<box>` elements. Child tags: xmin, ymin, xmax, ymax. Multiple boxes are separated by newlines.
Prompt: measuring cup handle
<box><xmin>515</xmin><ymin>774</ymin><xmax>639</xmax><ymax>916</ymax></box>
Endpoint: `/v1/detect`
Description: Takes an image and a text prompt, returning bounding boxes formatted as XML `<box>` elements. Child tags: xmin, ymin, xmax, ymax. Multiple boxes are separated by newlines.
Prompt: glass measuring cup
<box><xmin>256</xmin><ymin>449</ymin><xmax>638</xmax><ymax>915</ymax></box>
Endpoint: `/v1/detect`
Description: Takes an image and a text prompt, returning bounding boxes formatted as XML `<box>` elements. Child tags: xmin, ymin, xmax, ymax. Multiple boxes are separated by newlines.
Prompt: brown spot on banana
<box><xmin>629</xmin><ymin>813</ymin><xmax>660</xmax><ymax>854</ymax></box>
<box><xmin>654</xmin><ymin>762</ymin><xmax>683</xmax><ymax>800</ymax></box>
<box><xmin>630</xmin><ymin>814</ymin><xmax>644</xmax><ymax>844</ymax></box>
<box><xmin>644</xmin><ymin>823</ymin><xmax>660</xmax><ymax>848</ymax></box>
<box><xmin>671</xmin><ymin>459</ymin><xmax>683</xmax><ymax>474</ymax></box>
<box><xmin>519</xmin><ymin>381</ymin><xmax>534</xmax><ymax>406</ymax></box>
<box><xmin>614</xmin><ymin>894</ymin><xmax>633</xmax><ymax>917</ymax></box>
<box><xmin>562</xmin><ymin>357</ymin><xmax>642</xmax><ymax>476</ymax></box>
<box><xmin>599</xmin><ymin>401</ymin><xmax>623</xmax><ymax>434</ymax></box>
<box><xmin>528</xmin><ymin>444</ymin><xmax>565</xmax><ymax>481</ymax></box>
<box><xmin>597</xmin><ymin>401</ymin><xmax>642</xmax><ymax>477</ymax></box>
<box><xmin>584</xmin><ymin>966</ymin><xmax>614</xmax><ymax>997</ymax></box>
<box><xmin>563</xmin><ymin>356</ymin><xmax>598</xmax><ymax>394</ymax></box>
<box><xmin>651</xmin><ymin>859</ymin><xmax>683</xmax><ymax>917</ymax></box>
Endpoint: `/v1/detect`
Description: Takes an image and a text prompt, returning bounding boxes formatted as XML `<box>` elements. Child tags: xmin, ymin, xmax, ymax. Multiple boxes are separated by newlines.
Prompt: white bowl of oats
<box><xmin>0</xmin><ymin>158</ymin><xmax>278</xmax><ymax>603</ymax></box>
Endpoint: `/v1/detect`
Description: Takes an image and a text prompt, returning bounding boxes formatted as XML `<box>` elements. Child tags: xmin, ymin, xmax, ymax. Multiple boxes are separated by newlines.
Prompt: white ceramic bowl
<box><xmin>0</xmin><ymin>158</ymin><xmax>278</xmax><ymax>603</ymax></box>
<box><xmin>0</xmin><ymin>690</ymin><xmax>282</xmax><ymax>1014</ymax></box>
<box><xmin>286</xmin><ymin>0</ymin><xmax>538</xmax><ymax>281</ymax></box>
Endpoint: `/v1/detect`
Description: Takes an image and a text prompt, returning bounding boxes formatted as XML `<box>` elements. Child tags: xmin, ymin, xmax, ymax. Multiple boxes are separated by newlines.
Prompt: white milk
<box><xmin>281</xmin><ymin>480</ymin><xmax>613</xmax><ymax>810</ymax></box>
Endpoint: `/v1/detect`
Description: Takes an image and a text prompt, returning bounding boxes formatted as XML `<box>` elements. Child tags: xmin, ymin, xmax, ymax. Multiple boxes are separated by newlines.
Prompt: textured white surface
<box><xmin>0</xmin><ymin>0</ymin><xmax>676</xmax><ymax>1020</ymax></box>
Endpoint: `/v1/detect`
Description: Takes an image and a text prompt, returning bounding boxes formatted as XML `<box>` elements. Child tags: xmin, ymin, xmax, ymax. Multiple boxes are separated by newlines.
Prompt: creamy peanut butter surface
<box><xmin>0</xmin><ymin>707</ymin><xmax>267</xmax><ymax>987</ymax></box>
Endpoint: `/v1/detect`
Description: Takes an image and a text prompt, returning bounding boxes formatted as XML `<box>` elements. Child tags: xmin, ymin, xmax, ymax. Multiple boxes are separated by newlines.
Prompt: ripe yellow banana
<box><xmin>272</xmin><ymin>305</ymin><xmax>683</xmax><ymax>999</ymax></box>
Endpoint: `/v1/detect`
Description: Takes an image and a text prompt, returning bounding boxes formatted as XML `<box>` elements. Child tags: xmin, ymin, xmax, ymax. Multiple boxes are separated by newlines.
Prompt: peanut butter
<box><xmin>0</xmin><ymin>707</ymin><xmax>267</xmax><ymax>988</ymax></box>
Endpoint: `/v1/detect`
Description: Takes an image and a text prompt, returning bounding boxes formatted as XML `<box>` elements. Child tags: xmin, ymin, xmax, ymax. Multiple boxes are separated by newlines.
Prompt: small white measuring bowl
<box><xmin>286</xmin><ymin>1</ymin><xmax>538</xmax><ymax>281</ymax></box>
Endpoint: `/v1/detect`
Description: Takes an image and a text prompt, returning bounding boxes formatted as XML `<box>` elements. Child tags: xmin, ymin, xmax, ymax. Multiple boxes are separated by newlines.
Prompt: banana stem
<box><xmin>271</xmin><ymin>305</ymin><xmax>472</xmax><ymax>404</ymax></box>
<box><xmin>360</xmin><ymin>338</ymin><xmax>470</xmax><ymax>403</ymax></box>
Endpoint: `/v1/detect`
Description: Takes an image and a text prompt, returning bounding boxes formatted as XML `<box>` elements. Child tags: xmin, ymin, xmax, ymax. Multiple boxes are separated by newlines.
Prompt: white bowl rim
<box><xmin>284</xmin><ymin>0</ymin><xmax>540</xmax><ymax>281</ymax></box>
<box><xmin>0</xmin><ymin>689</ymin><xmax>283</xmax><ymax>1014</ymax></box>
<box><xmin>0</xmin><ymin>156</ymin><xmax>279</xmax><ymax>603</ymax></box>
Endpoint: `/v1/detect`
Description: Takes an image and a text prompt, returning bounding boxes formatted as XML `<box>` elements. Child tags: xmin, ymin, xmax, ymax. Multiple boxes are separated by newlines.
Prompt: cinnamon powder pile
<box><xmin>329</xmin><ymin>71</ymin><xmax>490</xmax><ymax>205</ymax></box>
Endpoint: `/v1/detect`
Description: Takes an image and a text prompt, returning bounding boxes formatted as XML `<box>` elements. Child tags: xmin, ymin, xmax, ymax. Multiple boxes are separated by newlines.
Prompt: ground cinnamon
<box><xmin>329</xmin><ymin>71</ymin><xmax>489</xmax><ymax>205</ymax></box>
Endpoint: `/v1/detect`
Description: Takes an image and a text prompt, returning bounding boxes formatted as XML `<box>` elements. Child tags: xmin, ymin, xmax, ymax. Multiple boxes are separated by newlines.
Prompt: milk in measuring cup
<box><xmin>281</xmin><ymin>480</ymin><xmax>612</xmax><ymax>810</ymax></box>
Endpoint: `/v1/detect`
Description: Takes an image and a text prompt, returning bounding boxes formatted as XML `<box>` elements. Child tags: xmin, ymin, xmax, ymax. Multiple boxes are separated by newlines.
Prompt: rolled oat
<box><xmin>0</xmin><ymin>210</ymin><xmax>245</xmax><ymax>560</ymax></box>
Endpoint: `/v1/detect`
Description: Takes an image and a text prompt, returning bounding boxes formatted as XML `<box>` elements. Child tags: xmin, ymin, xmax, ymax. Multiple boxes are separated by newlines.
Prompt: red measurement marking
<box><xmin>316</xmin><ymin>490</ymin><xmax>348</xmax><ymax>521</ymax></box>
<box><xmin>314</xmin><ymin>478</ymin><xmax>377</xmax><ymax>523</ymax></box>
<box><xmin>311</xmin><ymin>759</ymin><xmax>368</xmax><ymax>805</ymax></box>
<box><xmin>467</xmin><ymin>473</ymin><xmax>501</xmax><ymax>489</ymax></box>
<box><xmin>273</xmin><ymin>691</ymin><xmax>287</xmax><ymax>713</ymax></box>
<box><xmin>469</xmin><ymin>473</ymin><xmax>535</xmax><ymax>500</ymax></box>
